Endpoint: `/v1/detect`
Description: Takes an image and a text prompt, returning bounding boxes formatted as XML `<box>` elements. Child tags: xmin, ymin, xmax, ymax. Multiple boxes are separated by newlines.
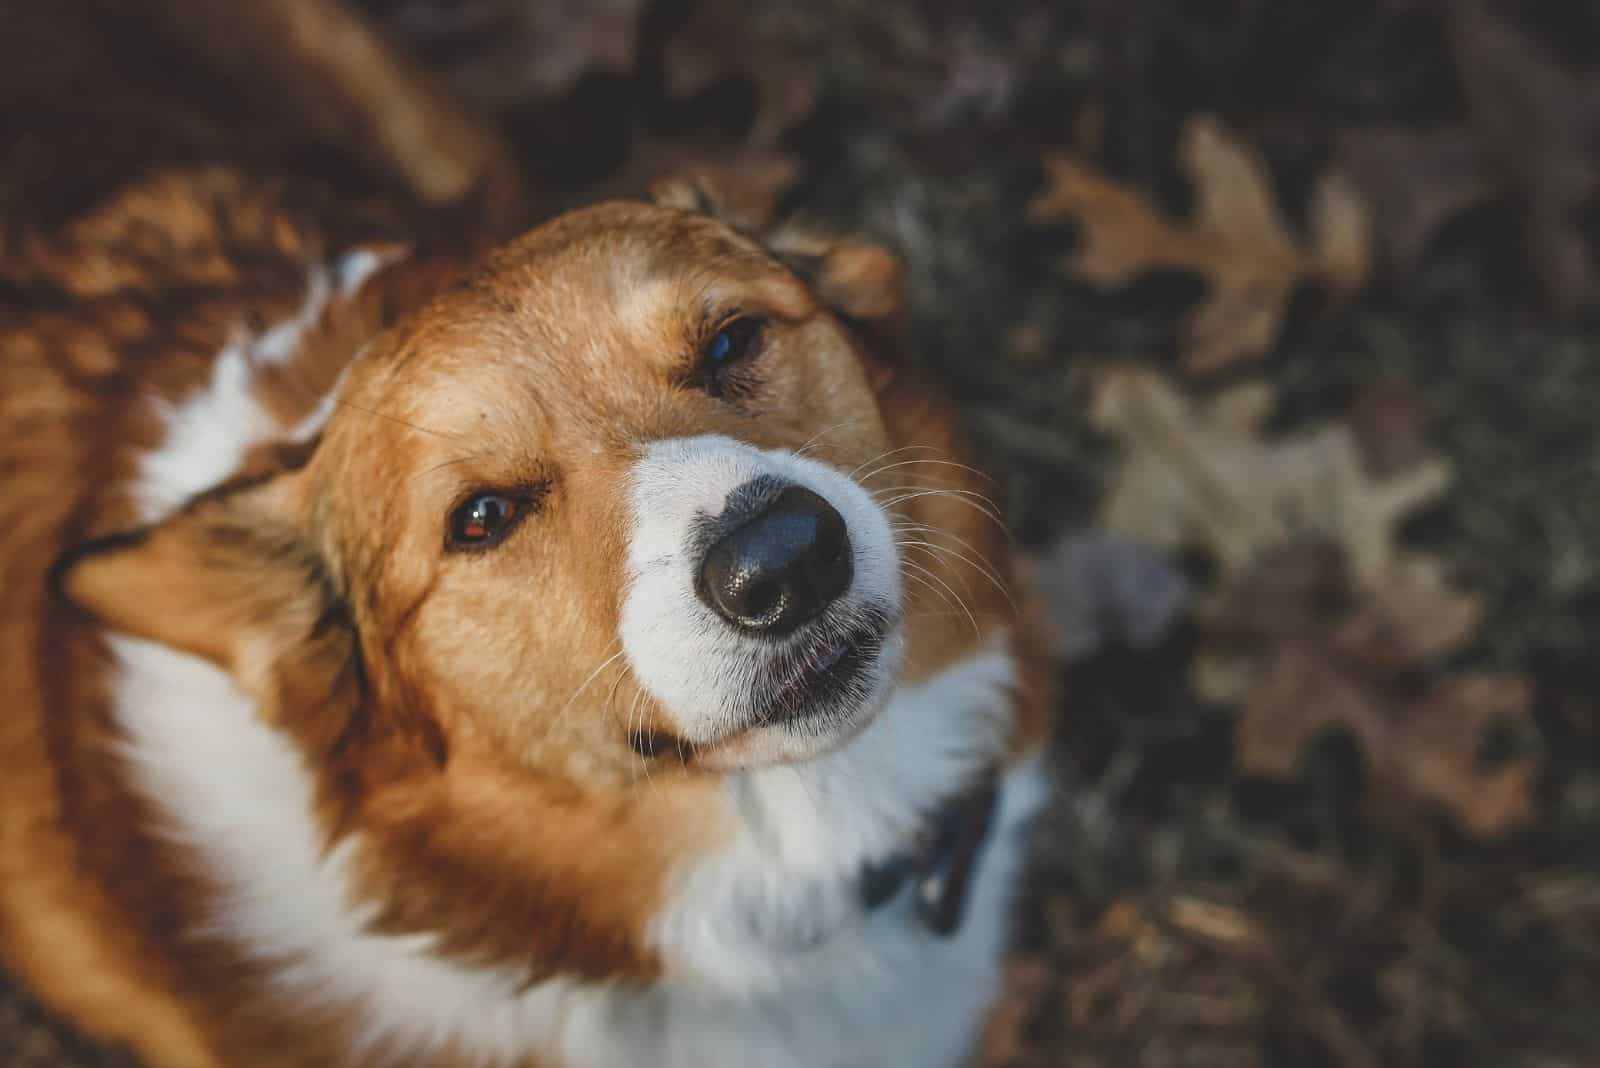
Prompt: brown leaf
<box><xmin>1401</xmin><ymin>674</ymin><xmax>1539</xmax><ymax>837</ymax></box>
<box><xmin>1081</xmin><ymin>367</ymin><xmax>1465</xmax><ymax>700</ymax></box>
<box><xmin>1334</xmin><ymin>568</ymin><xmax>1484</xmax><ymax>670</ymax></box>
<box><xmin>1031</xmin><ymin>116</ymin><xmax>1372</xmax><ymax>373</ymax></box>
<box><xmin>1237</xmin><ymin>646</ymin><xmax>1537</xmax><ymax>838</ymax></box>
<box><xmin>1085</xmin><ymin>366</ymin><xmax>1525</xmax><ymax>834</ymax></box>
<box><xmin>1236</xmin><ymin>643</ymin><xmax>1372</xmax><ymax>781</ymax></box>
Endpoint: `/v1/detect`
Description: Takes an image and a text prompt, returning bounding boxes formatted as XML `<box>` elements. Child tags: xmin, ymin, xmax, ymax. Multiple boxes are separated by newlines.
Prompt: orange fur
<box><xmin>1</xmin><ymin>168</ymin><xmax>1056</xmax><ymax>1067</ymax></box>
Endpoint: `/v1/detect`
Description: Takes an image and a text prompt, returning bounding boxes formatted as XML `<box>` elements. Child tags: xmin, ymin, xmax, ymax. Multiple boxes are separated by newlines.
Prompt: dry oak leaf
<box><xmin>1194</xmin><ymin>542</ymin><xmax>1484</xmax><ymax>704</ymax></box>
<box><xmin>1089</xmin><ymin>366</ymin><xmax>1450</xmax><ymax>588</ymax></box>
<box><xmin>1238</xmin><ymin>645</ymin><xmax>1537</xmax><ymax>839</ymax></box>
<box><xmin>1031</xmin><ymin>116</ymin><xmax>1372</xmax><ymax>373</ymax></box>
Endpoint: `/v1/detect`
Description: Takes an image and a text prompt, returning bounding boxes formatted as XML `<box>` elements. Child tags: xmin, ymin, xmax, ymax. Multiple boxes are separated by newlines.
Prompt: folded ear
<box><xmin>649</xmin><ymin>165</ymin><xmax>906</xmax><ymax>324</ymax></box>
<box><xmin>58</xmin><ymin>471</ymin><xmax>336</xmax><ymax>687</ymax></box>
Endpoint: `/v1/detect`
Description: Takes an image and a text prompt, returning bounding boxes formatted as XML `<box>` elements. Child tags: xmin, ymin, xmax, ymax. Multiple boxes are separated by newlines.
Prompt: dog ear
<box><xmin>57</xmin><ymin>470</ymin><xmax>341</xmax><ymax>690</ymax></box>
<box><xmin>649</xmin><ymin>165</ymin><xmax>907</xmax><ymax>324</ymax></box>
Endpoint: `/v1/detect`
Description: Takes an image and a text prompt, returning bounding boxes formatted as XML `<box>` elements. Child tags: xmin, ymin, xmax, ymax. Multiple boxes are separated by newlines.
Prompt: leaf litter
<box><xmin>1054</xmin><ymin>363</ymin><xmax>1538</xmax><ymax>838</ymax></box>
<box><xmin>9</xmin><ymin>2</ymin><xmax>1600</xmax><ymax>1066</ymax></box>
<box><xmin>1029</xmin><ymin>116</ymin><xmax>1371</xmax><ymax>374</ymax></box>
<box><xmin>1338</xmin><ymin>0</ymin><xmax>1600</xmax><ymax>309</ymax></box>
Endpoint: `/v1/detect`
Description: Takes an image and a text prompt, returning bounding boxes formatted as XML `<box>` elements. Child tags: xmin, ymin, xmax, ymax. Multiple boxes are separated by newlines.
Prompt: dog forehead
<box><xmin>477</xmin><ymin>202</ymin><xmax>813</xmax><ymax>326</ymax></box>
<box><xmin>313</xmin><ymin>201</ymin><xmax>829</xmax><ymax>480</ymax></box>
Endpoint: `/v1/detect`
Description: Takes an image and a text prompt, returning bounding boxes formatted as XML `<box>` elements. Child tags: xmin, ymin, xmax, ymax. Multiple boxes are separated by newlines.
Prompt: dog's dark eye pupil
<box><xmin>452</xmin><ymin>494</ymin><xmax>517</xmax><ymax>544</ymax></box>
<box><xmin>703</xmin><ymin>318</ymin><xmax>761</xmax><ymax>369</ymax></box>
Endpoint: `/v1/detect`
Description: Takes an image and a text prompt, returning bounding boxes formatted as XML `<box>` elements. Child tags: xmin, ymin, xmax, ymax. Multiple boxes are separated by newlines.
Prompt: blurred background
<box><xmin>3</xmin><ymin>1</ymin><xmax>1598</xmax><ymax>1065</ymax></box>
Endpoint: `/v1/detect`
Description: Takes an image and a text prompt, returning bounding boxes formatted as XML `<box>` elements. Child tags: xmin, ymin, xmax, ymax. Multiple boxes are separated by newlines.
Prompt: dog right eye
<box><xmin>691</xmin><ymin>316</ymin><xmax>765</xmax><ymax>396</ymax></box>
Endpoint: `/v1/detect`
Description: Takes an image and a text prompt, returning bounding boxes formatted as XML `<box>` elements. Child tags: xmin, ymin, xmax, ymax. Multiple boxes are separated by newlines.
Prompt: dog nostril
<box><xmin>817</xmin><ymin>525</ymin><xmax>846</xmax><ymax>566</ymax></box>
<box><xmin>697</xmin><ymin>484</ymin><xmax>853</xmax><ymax>636</ymax></box>
<box><xmin>741</xmin><ymin>579</ymin><xmax>782</xmax><ymax>621</ymax></box>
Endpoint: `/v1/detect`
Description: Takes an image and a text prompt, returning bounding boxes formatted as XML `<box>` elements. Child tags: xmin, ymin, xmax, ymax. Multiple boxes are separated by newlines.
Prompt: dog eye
<box><xmin>447</xmin><ymin>493</ymin><xmax>523</xmax><ymax>550</ymax></box>
<box><xmin>699</xmin><ymin>317</ymin><xmax>764</xmax><ymax>377</ymax></box>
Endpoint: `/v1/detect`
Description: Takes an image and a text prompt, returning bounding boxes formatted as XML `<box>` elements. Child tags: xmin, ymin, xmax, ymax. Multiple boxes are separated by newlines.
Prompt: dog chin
<box><xmin>695</xmin><ymin>621</ymin><xmax>904</xmax><ymax>771</ymax></box>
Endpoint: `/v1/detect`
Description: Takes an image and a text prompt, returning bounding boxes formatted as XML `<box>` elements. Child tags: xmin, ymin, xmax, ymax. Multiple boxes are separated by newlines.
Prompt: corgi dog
<box><xmin>0</xmin><ymin>166</ymin><xmax>1056</xmax><ymax>1068</ymax></box>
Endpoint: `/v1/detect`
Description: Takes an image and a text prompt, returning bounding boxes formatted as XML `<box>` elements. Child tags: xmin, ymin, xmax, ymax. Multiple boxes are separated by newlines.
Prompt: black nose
<box><xmin>698</xmin><ymin>485</ymin><xmax>853</xmax><ymax>636</ymax></box>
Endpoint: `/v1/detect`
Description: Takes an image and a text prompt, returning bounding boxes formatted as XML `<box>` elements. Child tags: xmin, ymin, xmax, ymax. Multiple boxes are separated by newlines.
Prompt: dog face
<box><xmin>309</xmin><ymin>201</ymin><xmax>906</xmax><ymax>775</ymax></box>
<box><xmin>64</xmin><ymin>194</ymin><xmax>962</xmax><ymax>982</ymax></box>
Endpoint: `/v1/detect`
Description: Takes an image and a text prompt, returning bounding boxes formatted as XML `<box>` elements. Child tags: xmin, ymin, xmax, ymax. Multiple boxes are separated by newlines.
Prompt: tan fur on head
<box><xmin>51</xmin><ymin>196</ymin><xmax>922</xmax><ymax>991</ymax></box>
<box><xmin>15</xmin><ymin>174</ymin><xmax>1053</xmax><ymax>1066</ymax></box>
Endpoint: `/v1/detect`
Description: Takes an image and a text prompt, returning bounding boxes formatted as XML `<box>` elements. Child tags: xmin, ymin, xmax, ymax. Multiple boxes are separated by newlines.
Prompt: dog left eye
<box><xmin>447</xmin><ymin>493</ymin><xmax>523</xmax><ymax>550</ymax></box>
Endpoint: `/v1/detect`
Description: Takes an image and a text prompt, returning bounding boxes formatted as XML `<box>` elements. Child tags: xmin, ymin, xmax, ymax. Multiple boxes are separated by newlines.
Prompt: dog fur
<box><xmin>0</xmin><ymin>166</ymin><xmax>1056</xmax><ymax>1068</ymax></box>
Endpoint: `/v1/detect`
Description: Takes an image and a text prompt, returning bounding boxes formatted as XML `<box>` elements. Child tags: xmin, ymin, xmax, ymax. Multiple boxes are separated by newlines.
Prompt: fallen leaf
<box><xmin>1030</xmin><ymin>116</ymin><xmax>1372</xmax><ymax>373</ymax></box>
<box><xmin>1088</xmin><ymin>366</ymin><xmax>1450</xmax><ymax>589</ymax></box>
<box><xmin>1086</xmin><ymin>366</ymin><xmax>1528</xmax><ymax>834</ymax></box>
<box><xmin>1237</xmin><ymin>646</ymin><xmax>1537</xmax><ymax>838</ymax></box>
<box><xmin>1196</xmin><ymin>542</ymin><xmax>1483</xmax><ymax>695</ymax></box>
<box><xmin>1400</xmin><ymin>673</ymin><xmax>1539</xmax><ymax>837</ymax></box>
<box><xmin>1334</xmin><ymin>568</ymin><xmax>1484</xmax><ymax>670</ymax></box>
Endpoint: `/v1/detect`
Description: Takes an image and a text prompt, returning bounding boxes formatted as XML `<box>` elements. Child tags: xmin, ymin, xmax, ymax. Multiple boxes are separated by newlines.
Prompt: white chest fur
<box><xmin>112</xmin><ymin>635</ymin><xmax>1045</xmax><ymax>1068</ymax></box>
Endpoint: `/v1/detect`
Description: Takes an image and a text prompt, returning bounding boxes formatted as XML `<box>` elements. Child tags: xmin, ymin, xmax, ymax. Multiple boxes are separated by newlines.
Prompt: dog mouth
<box><xmin>754</xmin><ymin>606</ymin><xmax>896</xmax><ymax>730</ymax></box>
<box><xmin>629</xmin><ymin>605</ymin><xmax>900</xmax><ymax>766</ymax></box>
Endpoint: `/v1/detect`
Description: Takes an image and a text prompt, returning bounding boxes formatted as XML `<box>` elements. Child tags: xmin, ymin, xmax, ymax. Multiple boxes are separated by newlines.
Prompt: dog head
<box><xmin>61</xmin><ymin>183</ymin><xmax>1010</xmax><ymax>987</ymax></box>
